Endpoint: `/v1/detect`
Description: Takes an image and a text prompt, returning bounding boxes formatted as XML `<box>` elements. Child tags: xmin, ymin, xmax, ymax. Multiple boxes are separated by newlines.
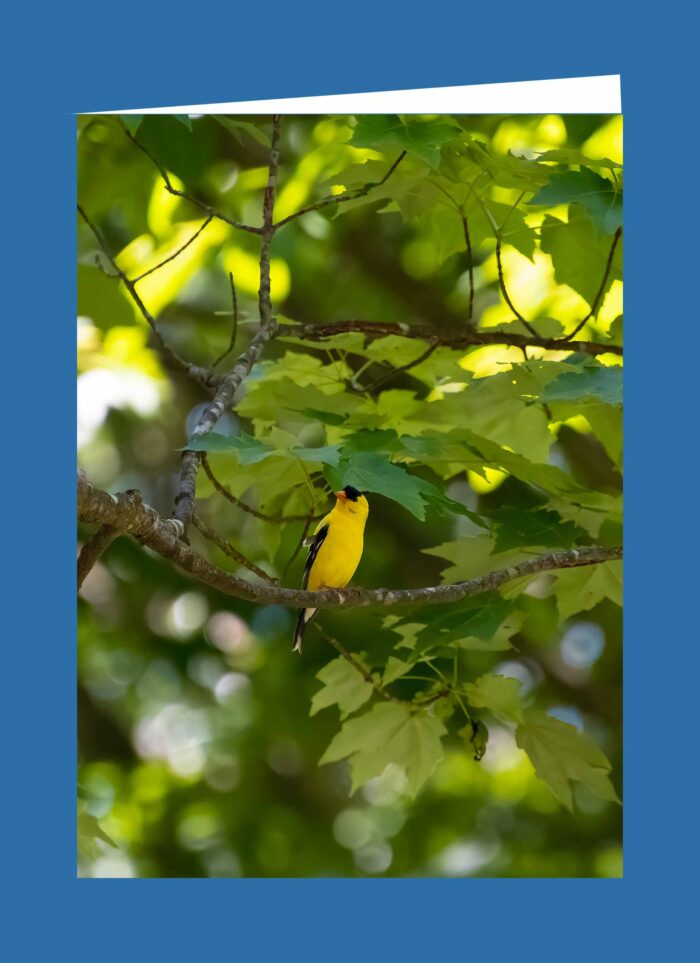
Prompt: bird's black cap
<box><xmin>342</xmin><ymin>485</ymin><xmax>362</xmax><ymax>501</ymax></box>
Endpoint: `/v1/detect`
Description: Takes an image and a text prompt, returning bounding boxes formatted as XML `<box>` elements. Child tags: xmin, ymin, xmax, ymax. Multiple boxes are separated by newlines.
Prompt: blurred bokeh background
<box><xmin>77</xmin><ymin>113</ymin><xmax>622</xmax><ymax>878</ymax></box>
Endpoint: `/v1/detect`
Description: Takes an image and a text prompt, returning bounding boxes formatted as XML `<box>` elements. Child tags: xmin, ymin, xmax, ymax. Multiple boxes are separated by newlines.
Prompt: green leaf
<box><xmin>173</xmin><ymin>115</ymin><xmax>193</xmax><ymax>131</ymax></box>
<box><xmin>491</xmin><ymin>506</ymin><xmax>587</xmax><ymax>552</ymax></box>
<box><xmin>320</xmin><ymin>702</ymin><xmax>446</xmax><ymax>797</ymax></box>
<box><xmin>413</xmin><ymin>596</ymin><xmax>517</xmax><ymax>653</ymax></box>
<box><xmin>553</xmin><ymin>561</ymin><xmax>623</xmax><ymax>620</ymax></box>
<box><xmin>119</xmin><ymin>115</ymin><xmax>143</xmax><ymax>135</ymax></box>
<box><xmin>328</xmin><ymin>450</ymin><xmax>485</xmax><ymax>524</ymax></box>
<box><xmin>464</xmin><ymin>674</ymin><xmax>524</xmax><ymax>723</ymax></box>
<box><xmin>541</xmin><ymin>364</ymin><xmax>622</xmax><ymax>407</ymax></box>
<box><xmin>528</xmin><ymin>167</ymin><xmax>622</xmax><ymax>234</ymax></box>
<box><xmin>535</xmin><ymin>149</ymin><xmax>622</xmax><ymax>174</ymax></box>
<box><xmin>310</xmin><ymin>656</ymin><xmax>374</xmax><ymax>720</ymax></box>
<box><xmin>516</xmin><ymin>711</ymin><xmax>619</xmax><ymax>810</ymax></box>
<box><xmin>184</xmin><ymin>431</ymin><xmax>274</xmax><ymax>463</ymax></box>
<box><xmin>382</xmin><ymin>656</ymin><xmax>414</xmax><ymax>685</ymax></box>
<box><xmin>294</xmin><ymin>408</ymin><xmax>346</xmax><ymax>427</ymax></box>
<box><xmin>351</xmin><ymin>114</ymin><xmax>458</xmax><ymax>168</ymax></box>
<box><xmin>540</xmin><ymin>207</ymin><xmax>622</xmax><ymax>307</ymax></box>
<box><xmin>214</xmin><ymin>116</ymin><xmax>272</xmax><ymax>147</ymax></box>
<box><xmin>291</xmin><ymin>444</ymin><xmax>342</xmax><ymax>466</ymax></box>
<box><xmin>78</xmin><ymin>803</ymin><xmax>118</xmax><ymax>861</ymax></box>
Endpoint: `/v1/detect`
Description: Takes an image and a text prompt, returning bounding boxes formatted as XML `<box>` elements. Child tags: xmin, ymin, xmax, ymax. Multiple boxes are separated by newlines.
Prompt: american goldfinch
<box><xmin>293</xmin><ymin>485</ymin><xmax>369</xmax><ymax>652</ymax></box>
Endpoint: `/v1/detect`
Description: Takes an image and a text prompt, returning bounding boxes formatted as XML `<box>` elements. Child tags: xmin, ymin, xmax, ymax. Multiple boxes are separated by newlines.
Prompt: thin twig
<box><xmin>191</xmin><ymin>513</ymin><xmax>277</xmax><ymax>583</ymax></box>
<box><xmin>566</xmin><ymin>227</ymin><xmax>622</xmax><ymax>340</ymax></box>
<box><xmin>77</xmin><ymin>205</ymin><xmax>215</xmax><ymax>387</ymax></box>
<box><xmin>172</xmin><ymin>116</ymin><xmax>283</xmax><ymax>533</ymax></box>
<box><xmin>77</xmin><ymin>525</ymin><xmax>119</xmax><ymax>589</ymax></box>
<box><xmin>495</xmin><ymin>238</ymin><xmax>539</xmax><ymax>338</ymax></box>
<box><xmin>121</xmin><ymin>123</ymin><xmax>262</xmax><ymax>235</ymax></box>
<box><xmin>211</xmin><ymin>272</ymin><xmax>239</xmax><ymax>367</ymax></box>
<box><xmin>200</xmin><ymin>455</ymin><xmax>321</xmax><ymax>523</ymax></box>
<box><xmin>462</xmin><ymin>216</ymin><xmax>475</xmax><ymax>324</ymax></box>
<box><xmin>282</xmin><ymin>510</ymin><xmax>316</xmax><ymax>577</ymax></box>
<box><xmin>272</xmin><ymin>151</ymin><xmax>407</xmax><ymax>229</ymax></box>
<box><xmin>314</xmin><ymin>624</ymin><xmax>402</xmax><ymax>703</ymax></box>
<box><xmin>362</xmin><ymin>340</ymin><xmax>439</xmax><ymax>392</ymax></box>
<box><xmin>315</xmin><ymin>624</ymin><xmax>451</xmax><ymax>707</ymax></box>
<box><xmin>131</xmin><ymin>215</ymin><xmax>214</xmax><ymax>282</ymax></box>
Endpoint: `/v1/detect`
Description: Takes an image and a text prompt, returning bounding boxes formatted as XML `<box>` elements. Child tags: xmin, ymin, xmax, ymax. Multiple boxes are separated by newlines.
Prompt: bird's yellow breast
<box><xmin>307</xmin><ymin>510</ymin><xmax>365</xmax><ymax>590</ymax></box>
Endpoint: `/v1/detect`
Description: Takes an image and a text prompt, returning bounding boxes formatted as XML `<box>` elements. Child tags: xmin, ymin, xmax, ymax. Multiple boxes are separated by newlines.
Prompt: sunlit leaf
<box><xmin>529</xmin><ymin>167</ymin><xmax>622</xmax><ymax>234</ymax></box>
<box><xmin>320</xmin><ymin>701</ymin><xmax>446</xmax><ymax>797</ymax></box>
<box><xmin>516</xmin><ymin>711</ymin><xmax>619</xmax><ymax>810</ymax></box>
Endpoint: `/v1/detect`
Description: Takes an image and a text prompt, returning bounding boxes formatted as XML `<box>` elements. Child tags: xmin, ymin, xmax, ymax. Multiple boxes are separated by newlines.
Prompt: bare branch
<box><xmin>77</xmin><ymin>205</ymin><xmax>216</xmax><ymax>388</ymax></box>
<box><xmin>315</xmin><ymin>624</ymin><xmax>451</xmax><ymax>706</ymax></box>
<box><xmin>495</xmin><ymin>238</ymin><xmax>539</xmax><ymax>338</ymax></box>
<box><xmin>200</xmin><ymin>455</ymin><xmax>320</xmax><ymax>524</ymax></box>
<box><xmin>131</xmin><ymin>215</ymin><xmax>214</xmax><ymax>283</ymax></box>
<box><xmin>191</xmin><ymin>512</ymin><xmax>277</xmax><ymax>583</ymax></box>
<box><xmin>211</xmin><ymin>272</ymin><xmax>239</xmax><ymax>367</ymax></box>
<box><xmin>462</xmin><ymin>216</ymin><xmax>474</xmax><ymax>324</ymax></box>
<box><xmin>566</xmin><ymin>227</ymin><xmax>622</xmax><ymax>340</ymax></box>
<box><xmin>282</xmin><ymin>510</ymin><xmax>315</xmax><ymax>577</ymax></box>
<box><xmin>283</xmin><ymin>319</ymin><xmax>622</xmax><ymax>358</ymax></box>
<box><xmin>121</xmin><ymin>123</ymin><xmax>262</xmax><ymax>235</ymax></box>
<box><xmin>77</xmin><ymin>525</ymin><xmax>119</xmax><ymax>589</ymax></box>
<box><xmin>172</xmin><ymin>323</ymin><xmax>279</xmax><ymax>530</ymax></box>
<box><xmin>362</xmin><ymin>340</ymin><xmax>439</xmax><ymax>392</ymax></box>
<box><xmin>78</xmin><ymin>474</ymin><xmax>622</xmax><ymax>610</ymax></box>
<box><xmin>272</xmin><ymin>151</ymin><xmax>407</xmax><ymax>229</ymax></box>
<box><xmin>172</xmin><ymin>116</ymin><xmax>283</xmax><ymax>533</ymax></box>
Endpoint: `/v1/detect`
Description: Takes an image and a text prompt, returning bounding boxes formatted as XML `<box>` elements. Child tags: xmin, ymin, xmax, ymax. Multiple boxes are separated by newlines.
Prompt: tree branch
<box><xmin>121</xmin><ymin>124</ymin><xmax>263</xmax><ymax>235</ymax></box>
<box><xmin>78</xmin><ymin>474</ymin><xmax>622</xmax><ymax>610</ymax></box>
<box><xmin>495</xmin><ymin>238</ymin><xmax>539</xmax><ymax>337</ymax></box>
<box><xmin>130</xmin><ymin>215</ymin><xmax>214</xmax><ymax>282</ymax></box>
<box><xmin>172</xmin><ymin>116</ymin><xmax>283</xmax><ymax>533</ymax></box>
<box><xmin>191</xmin><ymin>512</ymin><xmax>277</xmax><ymax>583</ymax></box>
<box><xmin>77</xmin><ymin>524</ymin><xmax>119</xmax><ymax>589</ymax></box>
<box><xmin>272</xmin><ymin>151</ymin><xmax>406</xmax><ymax>229</ymax></box>
<box><xmin>462</xmin><ymin>216</ymin><xmax>474</xmax><ymax>324</ymax></box>
<box><xmin>78</xmin><ymin>205</ymin><xmax>217</xmax><ymax>389</ymax></box>
<box><xmin>566</xmin><ymin>227</ymin><xmax>622</xmax><ymax>340</ymax></box>
<box><xmin>361</xmin><ymin>340</ymin><xmax>439</xmax><ymax>392</ymax></box>
<box><xmin>200</xmin><ymin>454</ymin><xmax>318</xmax><ymax>523</ymax></box>
<box><xmin>282</xmin><ymin>320</ymin><xmax>622</xmax><ymax>358</ymax></box>
<box><xmin>211</xmin><ymin>272</ymin><xmax>239</xmax><ymax>367</ymax></box>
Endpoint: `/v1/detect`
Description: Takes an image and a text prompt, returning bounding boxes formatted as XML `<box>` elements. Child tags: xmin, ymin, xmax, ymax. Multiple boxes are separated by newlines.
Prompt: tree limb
<box><xmin>282</xmin><ymin>320</ymin><xmax>622</xmax><ymax>357</ymax></box>
<box><xmin>77</xmin><ymin>525</ymin><xmax>119</xmax><ymax>589</ymax></box>
<box><xmin>78</xmin><ymin>205</ymin><xmax>217</xmax><ymax>389</ymax></box>
<box><xmin>121</xmin><ymin>123</ymin><xmax>263</xmax><ymax>235</ymax></box>
<box><xmin>78</xmin><ymin>474</ymin><xmax>622</xmax><ymax>610</ymax></box>
<box><xmin>566</xmin><ymin>227</ymin><xmax>622</xmax><ymax>340</ymax></box>
<box><xmin>272</xmin><ymin>151</ymin><xmax>406</xmax><ymax>229</ymax></box>
<box><xmin>495</xmin><ymin>238</ymin><xmax>539</xmax><ymax>337</ymax></box>
<box><xmin>172</xmin><ymin>116</ymin><xmax>283</xmax><ymax>533</ymax></box>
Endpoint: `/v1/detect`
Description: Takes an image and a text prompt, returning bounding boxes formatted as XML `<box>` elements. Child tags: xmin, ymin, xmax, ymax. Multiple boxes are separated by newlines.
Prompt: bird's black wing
<box><xmin>302</xmin><ymin>524</ymin><xmax>328</xmax><ymax>589</ymax></box>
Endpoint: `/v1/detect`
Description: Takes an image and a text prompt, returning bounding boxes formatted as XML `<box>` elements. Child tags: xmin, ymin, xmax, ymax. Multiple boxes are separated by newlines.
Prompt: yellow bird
<box><xmin>293</xmin><ymin>485</ymin><xmax>369</xmax><ymax>652</ymax></box>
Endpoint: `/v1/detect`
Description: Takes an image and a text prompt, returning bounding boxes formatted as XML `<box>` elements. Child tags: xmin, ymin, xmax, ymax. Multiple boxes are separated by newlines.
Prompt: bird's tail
<box><xmin>293</xmin><ymin>607</ymin><xmax>317</xmax><ymax>653</ymax></box>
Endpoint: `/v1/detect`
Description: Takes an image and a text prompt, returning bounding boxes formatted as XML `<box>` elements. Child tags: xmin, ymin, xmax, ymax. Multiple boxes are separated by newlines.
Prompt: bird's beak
<box><xmin>334</xmin><ymin>490</ymin><xmax>347</xmax><ymax>501</ymax></box>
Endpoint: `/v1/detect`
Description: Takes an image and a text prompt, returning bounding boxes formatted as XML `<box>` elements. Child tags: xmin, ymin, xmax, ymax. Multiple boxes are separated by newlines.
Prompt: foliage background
<box><xmin>77</xmin><ymin>112</ymin><xmax>622</xmax><ymax>878</ymax></box>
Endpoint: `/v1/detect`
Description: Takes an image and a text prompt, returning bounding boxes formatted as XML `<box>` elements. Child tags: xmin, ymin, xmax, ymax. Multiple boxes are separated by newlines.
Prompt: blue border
<box><xmin>6</xmin><ymin>3</ymin><xmax>695</xmax><ymax>958</ymax></box>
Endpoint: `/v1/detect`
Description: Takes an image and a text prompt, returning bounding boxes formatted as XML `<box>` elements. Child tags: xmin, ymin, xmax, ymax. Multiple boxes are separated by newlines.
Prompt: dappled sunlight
<box><xmin>223</xmin><ymin>245</ymin><xmax>291</xmax><ymax>301</ymax></box>
<box><xmin>583</xmin><ymin>115</ymin><xmax>623</xmax><ymax>166</ymax></box>
<box><xmin>117</xmin><ymin>218</ymin><xmax>229</xmax><ymax>317</ymax></box>
<box><xmin>78</xmin><ymin>111</ymin><xmax>622</xmax><ymax>879</ymax></box>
